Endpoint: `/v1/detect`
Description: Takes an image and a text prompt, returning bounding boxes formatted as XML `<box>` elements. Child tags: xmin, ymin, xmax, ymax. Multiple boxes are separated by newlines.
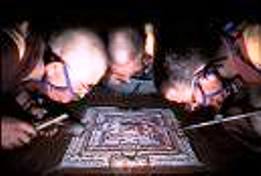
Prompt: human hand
<box><xmin>38</xmin><ymin>126</ymin><xmax>59</xmax><ymax>138</ymax></box>
<box><xmin>1</xmin><ymin>117</ymin><xmax>37</xmax><ymax>150</ymax></box>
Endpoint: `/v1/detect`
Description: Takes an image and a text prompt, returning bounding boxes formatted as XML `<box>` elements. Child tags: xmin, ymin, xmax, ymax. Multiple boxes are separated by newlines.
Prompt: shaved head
<box><xmin>50</xmin><ymin>28</ymin><xmax>108</xmax><ymax>86</ymax></box>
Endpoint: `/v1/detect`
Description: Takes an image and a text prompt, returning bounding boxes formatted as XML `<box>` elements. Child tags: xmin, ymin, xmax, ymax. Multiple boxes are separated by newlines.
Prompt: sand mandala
<box><xmin>60</xmin><ymin>107</ymin><xmax>201</xmax><ymax>170</ymax></box>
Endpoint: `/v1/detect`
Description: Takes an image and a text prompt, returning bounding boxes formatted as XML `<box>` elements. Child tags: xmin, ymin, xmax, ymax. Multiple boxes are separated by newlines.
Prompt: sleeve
<box><xmin>0</xmin><ymin>30</ymin><xmax>21</xmax><ymax>94</ymax></box>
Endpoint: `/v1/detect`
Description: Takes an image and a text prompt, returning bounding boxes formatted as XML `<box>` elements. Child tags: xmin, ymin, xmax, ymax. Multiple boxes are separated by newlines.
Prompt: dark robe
<box><xmin>0</xmin><ymin>28</ymin><xmax>45</xmax><ymax>119</ymax></box>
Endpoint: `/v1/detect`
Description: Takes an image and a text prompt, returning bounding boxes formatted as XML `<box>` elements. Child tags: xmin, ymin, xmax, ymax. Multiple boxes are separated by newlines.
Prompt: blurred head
<box><xmin>154</xmin><ymin>23</ymin><xmax>227</xmax><ymax>112</ymax></box>
<box><xmin>42</xmin><ymin>29</ymin><xmax>108</xmax><ymax>103</ymax></box>
<box><xmin>241</xmin><ymin>23</ymin><xmax>261</xmax><ymax>70</ymax></box>
<box><xmin>156</xmin><ymin>50</ymin><xmax>227</xmax><ymax>112</ymax></box>
<box><xmin>159</xmin><ymin>52</ymin><xmax>203</xmax><ymax>108</ymax></box>
<box><xmin>108</xmin><ymin>27</ymin><xmax>143</xmax><ymax>83</ymax></box>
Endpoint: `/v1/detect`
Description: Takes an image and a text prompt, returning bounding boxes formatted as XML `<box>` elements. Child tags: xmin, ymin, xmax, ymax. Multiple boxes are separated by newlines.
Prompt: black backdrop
<box><xmin>0</xmin><ymin>0</ymin><xmax>260</xmax><ymax>49</ymax></box>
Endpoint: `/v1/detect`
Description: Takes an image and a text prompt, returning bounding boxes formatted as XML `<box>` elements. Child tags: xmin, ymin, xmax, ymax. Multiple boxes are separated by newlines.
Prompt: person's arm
<box><xmin>1</xmin><ymin>29</ymin><xmax>37</xmax><ymax>150</ymax></box>
<box><xmin>1</xmin><ymin>117</ymin><xmax>37</xmax><ymax>150</ymax></box>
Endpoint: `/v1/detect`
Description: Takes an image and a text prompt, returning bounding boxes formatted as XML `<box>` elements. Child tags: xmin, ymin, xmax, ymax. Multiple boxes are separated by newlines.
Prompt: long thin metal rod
<box><xmin>183</xmin><ymin>111</ymin><xmax>261</xmax><ymax>131</ymax></box>
<box><xmin>35</xmin><ymin>113</ymin><xmax>69</xmax><ymax>131</ymax></box>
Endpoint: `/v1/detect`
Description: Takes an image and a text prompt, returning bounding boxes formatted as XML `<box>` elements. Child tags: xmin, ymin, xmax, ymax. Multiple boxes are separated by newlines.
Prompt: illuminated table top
<box><xmin>60</xmin><ymin>106</ymin><xmax>203</xmax><ymax>174</ymax></box>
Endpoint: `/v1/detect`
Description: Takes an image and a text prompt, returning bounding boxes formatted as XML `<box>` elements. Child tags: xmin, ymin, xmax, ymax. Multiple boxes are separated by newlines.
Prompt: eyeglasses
<box><xmin>45</xmin><ymin>63</ymin><xmax>82</xmax><ymax>101</ymax></box>
<box><xmin>191</xmin><ymin>63</ymin><xmax>230</xmax><ymax>108</ymax></box>
<box><xmin>31</xmin><ymin>47</ymin><xmax>91</xmax><ymax>102</ymax></box>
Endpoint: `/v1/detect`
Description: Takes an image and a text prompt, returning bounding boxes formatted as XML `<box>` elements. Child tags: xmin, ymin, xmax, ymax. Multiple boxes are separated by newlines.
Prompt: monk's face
<box><xmin>109</xmin><ymin>31</ymin><xmax>142</xmax><ymax>83</ymax></box>
<box><xmin>43</xmin><ymin>60</ymin><xmax>106</xmax><ymax>103</ymax></box>
<box><xmin>163</xmin><ymin>73</ymin><xmax>227</xmax><ymax>112</ymax></box>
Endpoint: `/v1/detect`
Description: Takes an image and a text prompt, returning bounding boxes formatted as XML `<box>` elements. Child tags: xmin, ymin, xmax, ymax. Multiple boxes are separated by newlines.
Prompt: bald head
<box><xmin>243</xmin><ymin>24</ymin><xmax>261</xmax><ymax>69</ymax></box>
<box><xmin>49</xmin><ymin>28</ymin><xmax>108</xmax><ymax>98</ymax></box>
<box><xmin>108</xmin><ymin>27</ymin><xmax>143</xmax><ymax>65</ymax></box>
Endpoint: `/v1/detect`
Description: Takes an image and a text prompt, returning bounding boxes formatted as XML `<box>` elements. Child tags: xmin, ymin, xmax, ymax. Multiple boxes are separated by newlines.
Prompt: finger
<box><xmin>50</xmin><ymin>127</ymin><xmax>58</xmax><ymax>136</ymax></box>
<box><xmin>39</xmin><ymin>130</ymin><xmax>52</xmax><ymax>137</ymax></box>
<box><xmin>5</xmin><ymin>143</ymin><xmax>15</xmax><ymax>150</ymax></box>
<box><xmin>3</xmin><ymin>140</ymin><xmax>19</xmax><ymax>150</ymax></box>
<box><xmin>17</xmin><ymin>132</ymin><xmax>32</xmax><ymax>144</ymax></box>
<box><xmin>44</xmin><ymin>127</ymin><xmax>58</xmax><ymax>137</ymax></box>
<box><xmin>6</xmin><ymin>142</ymin><xmax>18</xmax><ymax>150</ymax></box>
<box><xmin>12</xmin><ymin>137</ymin><xmax>25</xmax><ymax>147</ymax></box>
<box><xmin>17</xmin><ymin>122</ymin><xmax>37</xmax><ymax>137</ymax></box>
<box><xmin>39</xmin><ymin>130</ymin><xmax>45</xmax><ymax>136</ymax></box>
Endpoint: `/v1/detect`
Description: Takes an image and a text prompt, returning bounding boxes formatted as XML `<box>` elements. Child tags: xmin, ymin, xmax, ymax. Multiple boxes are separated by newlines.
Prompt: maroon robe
<box><xmin>0</xmin><ymin>27</ymin><xmax>45</xmax><ymax>118</ymax></box>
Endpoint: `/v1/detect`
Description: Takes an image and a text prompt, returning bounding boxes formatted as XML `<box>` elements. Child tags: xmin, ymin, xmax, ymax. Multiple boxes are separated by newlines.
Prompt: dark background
<box><xmin>0</xmin><ymin>0</ymin><xmax>260</xmax><ymax>49</ymax></box>
<box><xmin>0</xmin><ymin>0</ymin><xmax>260</xmax><ymax>28</ymax></box>
<box><xmin>0</xmin><ymin>1</ymin><xmax>260</xmax><ymax>175</ymax></box>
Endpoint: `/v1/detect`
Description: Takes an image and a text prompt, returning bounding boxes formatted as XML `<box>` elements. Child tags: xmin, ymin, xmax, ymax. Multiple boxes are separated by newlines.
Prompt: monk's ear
<box><xmin>45</xmin><ymin>61</ymin><xmax>66</xmax><ymax>87</ymax></box>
